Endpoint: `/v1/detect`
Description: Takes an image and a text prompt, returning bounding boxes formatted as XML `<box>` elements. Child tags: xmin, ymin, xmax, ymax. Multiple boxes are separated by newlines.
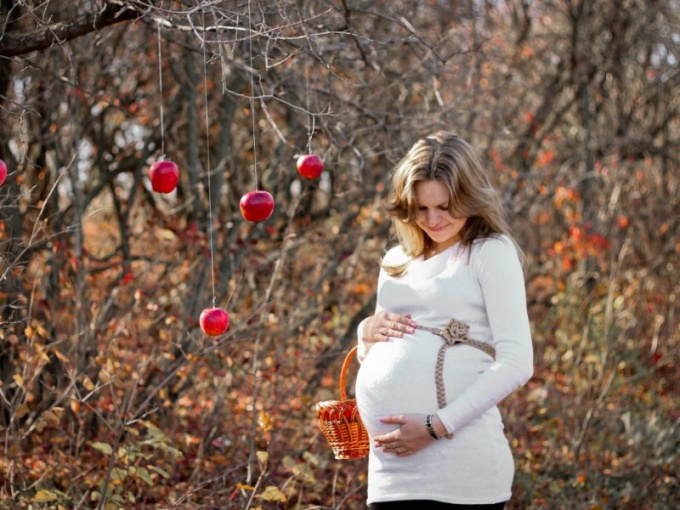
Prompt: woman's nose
<box><xmin>426</xmin><ymin>210</ymin><xmax>439</xmax><ymax>225</ymax></box>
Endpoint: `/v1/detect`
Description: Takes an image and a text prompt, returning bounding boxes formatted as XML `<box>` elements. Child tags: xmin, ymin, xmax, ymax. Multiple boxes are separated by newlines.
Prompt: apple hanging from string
<box><xmin>239</xmin><ymin>190</ymin><xmax>274</xmax><ymax>222</ymax></box>
<box><xmin>296</xmin><ymin>154</ymin><xmax>324</xmax><ymax>179</ymax></box>
<box><xmin>0</xmin><ymin>159</ymin><xmax>7</xmax><ymax>186</ymax></box>
<box><xmin>149</xmin><ymin>159</ymin><xmax>179</xmax><ymax>193</ymax></box>
<box><xmin>200</xmin><ymin>307</ymin><xmax>230</xmax><ymax>337</ymax></box>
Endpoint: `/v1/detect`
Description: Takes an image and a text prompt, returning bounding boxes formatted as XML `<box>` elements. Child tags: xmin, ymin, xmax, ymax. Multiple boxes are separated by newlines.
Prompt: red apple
<box><xmin>342</xmin><ymin>403</ymin><xmax>357</xmax><ymax>422</ymax></box>
<box><xmin>296</xmin><ymin>154</ymin><xmax>324</xmax><ymax>179</ymax></box>
<box><xmin>149</xmin><ymin>160</ymin><xmax>179</xmax><ymax>193</ymax></box>
<box><xmin>239</xmin><ymin>190</ymin><xmax>274</xmax><ymax>222</ymax></box>
<box><xmin>199</xmin><ymin>307</ymin><xmax>230</xmax><ymax>337</ymax></box>
<box><xmin>0</xmin><ymin>159</ymin><xmax>7</xmax><ymax>186</ymax></box>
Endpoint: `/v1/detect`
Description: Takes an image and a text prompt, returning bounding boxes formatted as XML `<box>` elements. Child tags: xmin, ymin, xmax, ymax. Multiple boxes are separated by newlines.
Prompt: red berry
<box><xmin>296</xmin><ymin>154</ymin><xmax>324</xmax><ymax>179</ymax></box>
<box><xmin>199</xmin><ymin>307</ymin><xmax>230</xmax><ymax>337</ymax></box>
<box><xmin>616</xmin><ymin>216</ymin><xmax>629</xmax><ymax>229</ymax></box>
<box><xmin>239</xmin><ymin>190</ymin><xmax>274</xmax><ymax>222</ymax></box>
<box><xmin>0</xmin><ymin>159</ymin><xmax>7</xmax><ymax>186</ymax></box>
<box><xmin>149</xmin><ymin>160</ymin><xmax>180</xmax><ymax>194</ymax></box>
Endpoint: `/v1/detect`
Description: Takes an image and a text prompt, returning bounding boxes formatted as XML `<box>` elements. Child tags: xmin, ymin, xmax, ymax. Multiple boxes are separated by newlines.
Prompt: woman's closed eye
<box><xmin>417</xmin><ymin>205</ymin><xmax>449</xmax><ymax>211</ymax></box>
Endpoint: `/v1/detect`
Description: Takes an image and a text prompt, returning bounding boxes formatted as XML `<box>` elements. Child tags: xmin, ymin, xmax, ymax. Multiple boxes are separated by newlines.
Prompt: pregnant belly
<box><xmin>355</xmin><ymin>334</ymin><xmax>491</xmax><ymax>438</ymax></box>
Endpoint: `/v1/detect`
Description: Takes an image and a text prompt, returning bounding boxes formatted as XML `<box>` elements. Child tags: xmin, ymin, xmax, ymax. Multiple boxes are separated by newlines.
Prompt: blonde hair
<box><xmin>383</xmin><ymin>131</ymin><xmax>521</xmax><ymax>276</ymax></box>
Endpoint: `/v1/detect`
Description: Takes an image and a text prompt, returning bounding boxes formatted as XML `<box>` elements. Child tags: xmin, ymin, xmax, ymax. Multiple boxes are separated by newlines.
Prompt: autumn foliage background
<box><xmin>0</xmin><ymin>1</ymin><xmax>678</xmax><ymax>509</ymax></box>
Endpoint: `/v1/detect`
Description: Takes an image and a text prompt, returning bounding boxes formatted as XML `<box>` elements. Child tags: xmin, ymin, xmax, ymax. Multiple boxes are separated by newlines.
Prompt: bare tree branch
<box><xmin>0</xmin><ymin>1</ymin><xmax>139</xmax><ymax>58</ymax></box>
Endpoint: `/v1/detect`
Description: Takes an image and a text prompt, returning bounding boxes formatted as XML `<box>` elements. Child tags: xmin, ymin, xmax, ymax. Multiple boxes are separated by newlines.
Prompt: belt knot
<box><xmin>439</xmin><ymin>318</ymin><xmax>470</xmax><ymax>346</ymax></box>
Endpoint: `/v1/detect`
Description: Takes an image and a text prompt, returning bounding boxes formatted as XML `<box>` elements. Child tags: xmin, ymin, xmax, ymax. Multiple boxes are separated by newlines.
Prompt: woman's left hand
<box><xmin>373</xmin><ymin>414</ymin><xmax>434</xmax><ymax>457</ymax></box>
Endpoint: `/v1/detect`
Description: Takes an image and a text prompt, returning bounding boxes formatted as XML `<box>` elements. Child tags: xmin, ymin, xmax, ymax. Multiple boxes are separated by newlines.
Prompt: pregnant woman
<box><xmin>355</xmin><ymin>132</ymin><xmax>534</xmax><ymax>509</ymax></box>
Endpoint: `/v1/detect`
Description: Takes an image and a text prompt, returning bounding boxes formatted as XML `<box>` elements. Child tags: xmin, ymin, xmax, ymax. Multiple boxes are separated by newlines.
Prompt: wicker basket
<box><xmin>316</xmin><ymin>346</ymin><xmax>369</xmax><ymax>460</ymax></box>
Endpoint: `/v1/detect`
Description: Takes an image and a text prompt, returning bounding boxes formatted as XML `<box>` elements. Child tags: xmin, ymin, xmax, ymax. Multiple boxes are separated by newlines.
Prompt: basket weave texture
<box><xmin>315</xmin><ymin>346</ymin><xmax>369</xmax><ymax>460</ymax></box>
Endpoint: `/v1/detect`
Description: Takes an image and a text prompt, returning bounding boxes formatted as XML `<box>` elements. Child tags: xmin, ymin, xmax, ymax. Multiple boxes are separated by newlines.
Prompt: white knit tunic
<box><xmin>355</xmin><ymin>235</ymin><xmax>533</xmax><ymax>505</ymax></box>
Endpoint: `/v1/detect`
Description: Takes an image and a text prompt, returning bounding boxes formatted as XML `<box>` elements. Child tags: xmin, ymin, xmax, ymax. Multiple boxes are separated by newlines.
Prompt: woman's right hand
<box><xmin>361</xmin><ymin>311</ymin><xmax>417</xmax><ymax>343</ymax></box>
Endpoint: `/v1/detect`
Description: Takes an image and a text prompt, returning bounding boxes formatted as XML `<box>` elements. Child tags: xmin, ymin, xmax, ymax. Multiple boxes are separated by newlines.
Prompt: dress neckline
<box><xmin>420</xmin><ymin>241</ymin><xmax>461</xmax><ymax>262</ymax></box>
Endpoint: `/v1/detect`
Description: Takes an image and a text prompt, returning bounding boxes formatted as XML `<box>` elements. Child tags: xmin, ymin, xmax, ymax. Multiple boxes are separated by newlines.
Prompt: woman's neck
<box><xmin>424</xmin><ymin>236</ymin><xmax>461</xmax><ymax>259</ymax></box>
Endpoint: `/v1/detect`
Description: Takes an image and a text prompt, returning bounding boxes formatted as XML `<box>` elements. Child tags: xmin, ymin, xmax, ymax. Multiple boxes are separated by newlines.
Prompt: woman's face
<box><xmin>414</xmin><ymin>179</ymin><xmax>467</xmax><ymax>247</ymax></box>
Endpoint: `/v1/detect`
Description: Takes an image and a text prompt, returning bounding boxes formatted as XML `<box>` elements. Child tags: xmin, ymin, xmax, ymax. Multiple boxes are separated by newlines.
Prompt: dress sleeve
<box><xmin>356</xmin><ymin>317</ymin><xmax>371</xmax><ymax>363</ymax></box>
<box><xmin>437</xmin><ymin>236</ymin><xmax>534</xmax><ymax>434</ymax></box>
<box><xmin>357</xmin><ymin>265</ymin><xmax>388</xmax><ymax>363</ymax></box>
<box><xmin>357</xmin><ymin>246</ymin><xmax>406</xmax><ymax>361</ymax></box>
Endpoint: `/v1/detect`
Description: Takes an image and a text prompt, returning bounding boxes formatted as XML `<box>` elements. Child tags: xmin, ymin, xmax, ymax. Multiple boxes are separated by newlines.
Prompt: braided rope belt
<box><xmin>416</xmin><ymin>318</ymin><xmax>496</xmax><ymax>410</ymax></box>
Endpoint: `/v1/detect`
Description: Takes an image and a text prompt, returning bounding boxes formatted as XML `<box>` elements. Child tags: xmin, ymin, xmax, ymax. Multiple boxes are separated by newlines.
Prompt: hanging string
<box><xmin>304</xmin><ymin>20</ymin><xmax>313</xmax><ymax>153</ymax></box>
<box><xmin>245</xmin><ymin>1</ymin><xmax>261</xmax><ymax>486</ymax></box>
<box><xmin>295</xmin><ymin>3</ymin><xmax>314</xmax><ymax>154</ymax></box>
<box><xmin>247</xmin><ymin>0</ymin><xmax>258</xmax><ymax>188</ymax></box>
<box><xmin>157</xmin><ymin>22</ymin><xmax>165</xmax><ymax>157</ymax></box>
<box><xmin>202</xmin><ymin>9</ymin><xmax>217</xmax><ymax>307</ymax></box>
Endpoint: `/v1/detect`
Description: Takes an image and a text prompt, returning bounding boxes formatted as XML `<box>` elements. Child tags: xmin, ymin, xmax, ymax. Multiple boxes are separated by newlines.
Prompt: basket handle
<box><xmin>339</xmin><ymin>346</ymin><xmax>358</xmax><ymax>401</ymax></box>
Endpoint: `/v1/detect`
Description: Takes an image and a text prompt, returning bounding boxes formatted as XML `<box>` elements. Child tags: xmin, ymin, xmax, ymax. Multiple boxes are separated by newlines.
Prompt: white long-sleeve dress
<box><xmin>355</xmin><ymin>235</ymin><xmax>534</xmax><ymax>505</ymax></box>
